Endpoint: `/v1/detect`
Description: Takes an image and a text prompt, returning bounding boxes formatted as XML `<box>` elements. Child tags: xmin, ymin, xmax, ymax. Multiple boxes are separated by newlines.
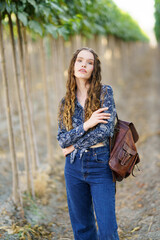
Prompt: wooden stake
<box><xmin>0</xmin><ymin>13</ymin><xmax>22</xmax><ymax>206</ymax></box>
<box><xmin>8</xmin><ymin>13</ymin><xmax>33</xmax><ymax>196</ymax></box>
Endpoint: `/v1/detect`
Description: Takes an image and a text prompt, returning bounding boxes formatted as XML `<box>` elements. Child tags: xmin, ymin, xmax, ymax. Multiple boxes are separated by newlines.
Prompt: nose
<box><xmin>81</xmin><ymin>61</ymin><xmax>87</xmax><ymax>68</ymax></box>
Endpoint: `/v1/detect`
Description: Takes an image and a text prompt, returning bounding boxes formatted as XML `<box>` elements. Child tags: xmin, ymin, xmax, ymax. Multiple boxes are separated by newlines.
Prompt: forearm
<box><xmin>73</xmin><ymin>119</ymin><xmax>116</xmax><ymax>149</ymax></box>
<box><xmin>57</xmin><ymin>123</ymin><xmax>86</xmax><ymax>148</ymax></box>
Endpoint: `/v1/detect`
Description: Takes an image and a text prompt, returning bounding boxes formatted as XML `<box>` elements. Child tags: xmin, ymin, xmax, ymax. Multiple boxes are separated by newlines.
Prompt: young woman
<box><xmin>57</xmin><ymin>47</ymin><xmax>119</xmax><ymax>240</ymax></box>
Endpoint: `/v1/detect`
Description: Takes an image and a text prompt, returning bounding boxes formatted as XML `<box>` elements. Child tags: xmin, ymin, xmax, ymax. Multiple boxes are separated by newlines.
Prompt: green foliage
<box><xmin>154</xmin><ymin>0</ymin><xmax>160</xmax><ymax>42</ymax></box>
<box><xmin>0</xmin><ymin>0</ymin><xmax>149</xmax><ymax>42</ymax></box>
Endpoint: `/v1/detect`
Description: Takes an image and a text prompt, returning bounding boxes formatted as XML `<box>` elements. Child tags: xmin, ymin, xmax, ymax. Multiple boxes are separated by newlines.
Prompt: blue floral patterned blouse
<box><xmin>57</xmin><ymin>84</ymin><xmax>117</xmax><ymax>163</ymax></box>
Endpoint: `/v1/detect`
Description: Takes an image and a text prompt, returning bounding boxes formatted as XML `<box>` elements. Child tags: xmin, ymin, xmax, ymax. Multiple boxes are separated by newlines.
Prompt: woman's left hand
<box><xmin>62</xmin><ymin>145</ymin><xmax>75</xmax><ymax>156</ymax></box>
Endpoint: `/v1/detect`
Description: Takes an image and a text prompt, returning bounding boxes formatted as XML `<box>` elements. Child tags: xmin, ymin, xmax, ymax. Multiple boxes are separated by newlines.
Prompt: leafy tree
<box><xmin>154</xmin><ymin>0</ymin><xmax>160</xmax><ymax>42</ymax></box>
<box><xmin>0</xmin><ymin>0</ymin><xmax>149</xmax><ymax>42</ymax></box>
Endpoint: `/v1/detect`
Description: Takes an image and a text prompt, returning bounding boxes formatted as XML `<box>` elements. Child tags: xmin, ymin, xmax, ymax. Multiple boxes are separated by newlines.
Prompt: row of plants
<box><xmin>154</xmin><ymin>0</ymin><xmax>160</xmax><ymax>42</ymax></box>
<box><xmin>0</xmin><ymin>0</ymin><xmax>149</xmax><ymax>42</ymax></box>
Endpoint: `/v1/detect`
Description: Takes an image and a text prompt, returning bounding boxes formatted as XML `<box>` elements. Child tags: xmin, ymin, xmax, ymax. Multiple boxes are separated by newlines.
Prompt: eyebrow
<box><xmin>77</xmin><ymin>57</ymin><xmax>94</xmax><ymax>61</ymax></box>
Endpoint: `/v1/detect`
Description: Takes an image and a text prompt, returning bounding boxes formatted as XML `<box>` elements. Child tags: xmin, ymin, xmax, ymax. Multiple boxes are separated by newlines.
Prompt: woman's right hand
<box><xmin>83</xmin><ymin>107</ymin><xmax>111</xmax><ymax>131</ymax></box>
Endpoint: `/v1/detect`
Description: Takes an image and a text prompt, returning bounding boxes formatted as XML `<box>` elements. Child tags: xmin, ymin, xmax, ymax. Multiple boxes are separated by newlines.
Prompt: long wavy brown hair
<box><xmin>58</xmin><ymin>47</ymin><xmax>106</xmax><ymax>131</ymax></box>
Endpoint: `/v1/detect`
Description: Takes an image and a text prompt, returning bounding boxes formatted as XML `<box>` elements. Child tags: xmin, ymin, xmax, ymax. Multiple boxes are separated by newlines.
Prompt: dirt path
<box><xmin>0</xmin><ymin>45</ymin><xmax>160</xmax><ymax>240</ymax></box>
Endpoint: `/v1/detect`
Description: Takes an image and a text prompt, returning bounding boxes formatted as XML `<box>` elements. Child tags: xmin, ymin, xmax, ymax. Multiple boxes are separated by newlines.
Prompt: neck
<box><xmin>76</xmin><ymin>79</ymin><xmax>90</xmax><ymax>97</ymax></box>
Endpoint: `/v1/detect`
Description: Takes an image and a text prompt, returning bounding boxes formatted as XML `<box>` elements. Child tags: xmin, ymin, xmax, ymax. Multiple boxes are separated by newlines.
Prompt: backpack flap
<box><xmin>129</xmin><ymin>122</ymin><xmax>139</xmax><ymax>143</ymax></box>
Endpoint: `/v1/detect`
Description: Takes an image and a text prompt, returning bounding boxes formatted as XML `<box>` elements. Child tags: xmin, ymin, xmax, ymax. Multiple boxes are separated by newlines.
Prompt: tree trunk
<box><xmin>108</xmin><ymin>35</ymin><xmax>116</xmax><ymax>83</ymax></box>
<box><xmin>0</xmin><ymin>13</ymin><xmax>22</xmax><ymax>206</ymax></box>
<box><xmin>17</xmin><ymin>17</ymin><xmax>39</xmax><ymax>176</ymax></box>
<box><xmin>57</xmin><ymin>36</ymin><xmax>66</xmax><ymax>99</ymax></box>
<box><xmin>49</xmin><ymin>37</ymin><xmax>59</xmax><ymax>112</ymax></box>
<box><xmin>40</xmin><ymin>38</ymin><xmax>53</xmax><ymax>163</ymax></box>
<box><xmin>8</xmin><ymin>13</ymin><xmax>33</xmax><ymax>196</ymax></box>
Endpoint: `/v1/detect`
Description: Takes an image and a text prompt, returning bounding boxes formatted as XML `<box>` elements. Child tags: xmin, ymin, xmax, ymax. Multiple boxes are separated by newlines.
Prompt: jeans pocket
<box><xmin>65</xmin><ymin>153</ymin><xmax>71</xmax><ymax>166</ymax></box>
<box><xmin>95</xmin><ymin>151</ymin><xmax>109</xmax><ymax>164</ymax></box>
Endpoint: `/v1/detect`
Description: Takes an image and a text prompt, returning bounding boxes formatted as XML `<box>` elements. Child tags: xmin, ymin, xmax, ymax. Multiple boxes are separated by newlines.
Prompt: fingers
<box><xmin>96</xmin><ymin>111</ymin><xmax>111</xmax><ymax>123</ymax></box>
<box><xmin>62</xmin><ymin>149</ymin><xmax>67</xmax><ymax>156</ymax></box>
<box><xmin>98</xmin><ymin>113</ymin><xmax>111</xmax><ymax>118</ymax></box>
<box><xmin>62</xmin><ymin>146</ymin><xmax>74</xmax><ymax>156</ymax></box>
<box><xmin>94</xmin><ymin>113</ymin><xmax>111</xmax><ymax>120</ymax></box>
<box><xmin>97</xmin><ymin>117</ymin><xmax>109</xmax><ymax>120</ymax></box>
<box><xmin>98</xmin><ymin>119</ymin><xmax>108</xmax><ymax>124</ymax></box>
<box><xmin>96</xmin><ymin>107</ymin><xmax>109</xmax><ymax>113</ymax></box>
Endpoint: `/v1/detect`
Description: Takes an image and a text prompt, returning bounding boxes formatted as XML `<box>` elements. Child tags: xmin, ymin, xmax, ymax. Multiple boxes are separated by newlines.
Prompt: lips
<box><xmin>79</xmin><ymin>69</ymin><xmax>87</xmax><ymax>73</ymax></box>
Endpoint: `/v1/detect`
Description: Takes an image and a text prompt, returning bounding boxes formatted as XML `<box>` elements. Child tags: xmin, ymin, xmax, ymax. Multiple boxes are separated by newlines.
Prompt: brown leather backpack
<box><xmin>109</xmin><ymin>114</ymin><xmax>140</xmax><ymax>182</ymax></box>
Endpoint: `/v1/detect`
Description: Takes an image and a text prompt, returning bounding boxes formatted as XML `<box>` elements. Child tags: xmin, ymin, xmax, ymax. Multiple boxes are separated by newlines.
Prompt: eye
<box><xmin>77</xmin><ymin>59</ymin><xmax>82</xmax><ymax>62</ymax></box>
<box><xmin>88</xmin><ymin>62</ymin><xmax>93</xmax><ymax>65</ymax></box>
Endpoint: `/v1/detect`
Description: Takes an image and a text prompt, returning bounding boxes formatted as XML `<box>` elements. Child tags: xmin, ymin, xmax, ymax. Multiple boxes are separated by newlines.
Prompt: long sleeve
<box><xmin>73</xmin><ymin>85</ymin><xmax>117</xmax><ymax>149</ymax></box>
<box><xmin>57</xmin><ymin>98</ymin><xmax>86</xmax><ymax>148</ymax></box>
<box><xmin>57</xmin><ymin>122</ymin><xmax>86</xmax><ymax>149</ymax></box>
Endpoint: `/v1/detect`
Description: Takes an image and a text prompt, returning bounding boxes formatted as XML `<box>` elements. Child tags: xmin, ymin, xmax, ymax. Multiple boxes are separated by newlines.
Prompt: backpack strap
<box><xmin>109</xmin><ymin>113</ymin><xmax>119</xmax><ymax>153</ymax></box>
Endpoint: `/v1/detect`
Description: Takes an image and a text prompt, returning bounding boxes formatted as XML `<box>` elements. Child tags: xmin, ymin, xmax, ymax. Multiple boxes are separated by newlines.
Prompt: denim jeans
<box><xmin>64</xmin><ymin>146</ymin><xmax>119</xmax><ymax>240</ymax></box>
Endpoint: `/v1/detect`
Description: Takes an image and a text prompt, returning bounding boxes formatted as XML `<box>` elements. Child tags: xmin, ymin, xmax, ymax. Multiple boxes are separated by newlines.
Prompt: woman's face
<box><xmin>74</xmin><ymin>50</ymin><xmax>94</xmax><ymax>81</ymax></box>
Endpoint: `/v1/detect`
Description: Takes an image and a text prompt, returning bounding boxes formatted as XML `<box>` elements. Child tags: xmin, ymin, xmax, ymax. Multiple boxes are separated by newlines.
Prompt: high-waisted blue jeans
<box><xmin>64</xmin><ymin>146</ymin><xmax>119</xmax><ymax>240</ymax></box>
